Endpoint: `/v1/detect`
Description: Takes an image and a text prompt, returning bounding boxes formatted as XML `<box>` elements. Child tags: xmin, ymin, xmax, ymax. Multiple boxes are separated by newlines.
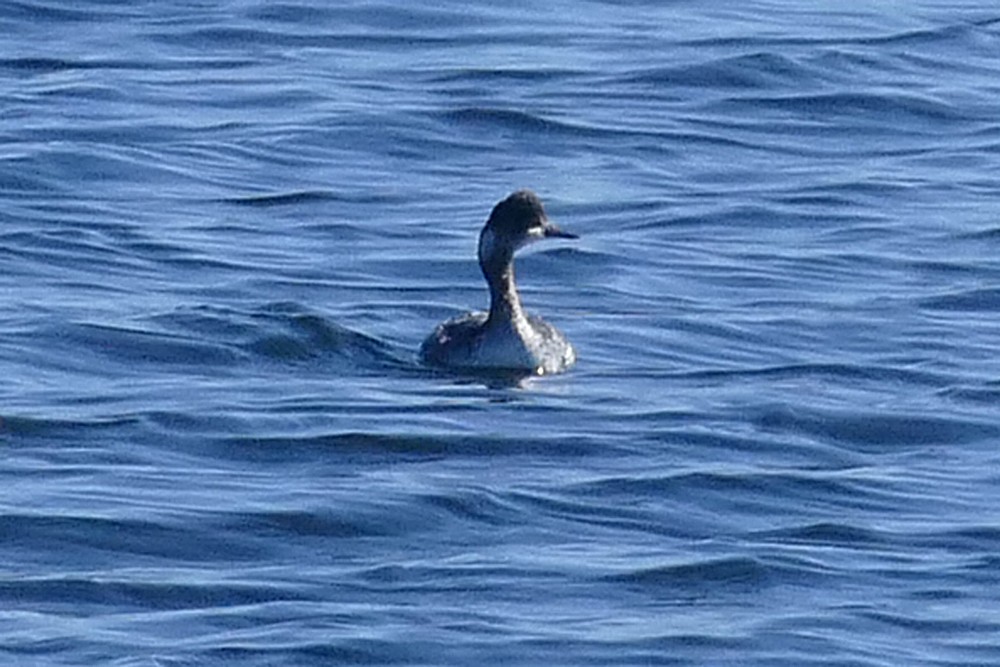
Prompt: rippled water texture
<box><xmin>3</xmin><ymin>1</ymin><xmax>1000</xmax><ymax>665</ymax></box>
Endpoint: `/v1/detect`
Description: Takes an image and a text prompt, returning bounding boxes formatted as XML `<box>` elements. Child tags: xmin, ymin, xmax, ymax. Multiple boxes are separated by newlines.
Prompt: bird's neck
<box><xmin>479</xmin><ymin>227</ymin><xmax>526</xmax><ymax>326</ymax></box>
<box><xmin>485</xmin><ymin>259</ymin><xmax>526</xmax><ymax>325</ymax></box>
<box><xmin>479</xmin><ymin>237</ymin><xmax>524</xmax><ymax>325</ymax></box>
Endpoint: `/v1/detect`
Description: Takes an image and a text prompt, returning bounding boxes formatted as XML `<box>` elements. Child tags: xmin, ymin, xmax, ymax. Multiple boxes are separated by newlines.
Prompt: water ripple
<box><xmin>4</xmin><ymin>1</ymin><xmax>1000</xmax><ymax>665</ymax></box>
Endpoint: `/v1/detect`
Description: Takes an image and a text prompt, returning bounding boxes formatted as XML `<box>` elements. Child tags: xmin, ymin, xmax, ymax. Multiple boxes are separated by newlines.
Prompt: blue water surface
<box><xmin>3</xmin><ymin>1</ymin><xmax>1000</xmax><ymax>665</ymax></box>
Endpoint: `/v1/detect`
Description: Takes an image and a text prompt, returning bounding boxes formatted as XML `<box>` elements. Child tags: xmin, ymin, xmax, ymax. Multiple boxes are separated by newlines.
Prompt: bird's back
<box><xmin>419</xmin><ymin>311</ymin><xmax>489</xmax><ymax>369</ymax></box>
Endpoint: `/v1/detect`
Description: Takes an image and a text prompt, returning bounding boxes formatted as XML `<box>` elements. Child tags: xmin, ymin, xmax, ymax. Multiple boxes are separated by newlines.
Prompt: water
<box><xmin>3</xmin><ymin>1</ymin><xmax>1000</xmax><ymax>664</ymax></box>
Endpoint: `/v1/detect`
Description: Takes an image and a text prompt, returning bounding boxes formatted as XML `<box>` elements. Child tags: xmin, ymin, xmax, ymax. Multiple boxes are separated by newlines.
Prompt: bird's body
<box><xmin>421</xmin><ymin>310</ymin><xmax>576</xmax><ymax>375</ymax></box>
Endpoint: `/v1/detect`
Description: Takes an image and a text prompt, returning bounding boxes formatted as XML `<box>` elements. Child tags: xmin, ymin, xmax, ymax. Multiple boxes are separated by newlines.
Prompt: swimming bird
<box><xmin>420</xmin><ymin>190</ymin><xmax>577</xmax><ymax>375</ymax></box>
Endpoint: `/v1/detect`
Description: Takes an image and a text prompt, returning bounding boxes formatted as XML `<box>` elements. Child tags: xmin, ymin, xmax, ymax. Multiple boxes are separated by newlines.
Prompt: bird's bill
<box><xmin>542</xmin><ymin>222</ymin><xmax>578</xmax><ymax>240</ymax></box>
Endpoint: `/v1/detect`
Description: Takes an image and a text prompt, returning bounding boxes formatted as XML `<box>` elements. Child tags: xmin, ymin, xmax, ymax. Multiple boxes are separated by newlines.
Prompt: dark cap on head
<box><xmin>481</xmin><ymin>189</ymin><xmax>578</xmax><ymax>251</ymax></box>
<box><xmin>486</xmin><ymin>190</ymin><xmax>548</xmax><ymax>236</ymax></box>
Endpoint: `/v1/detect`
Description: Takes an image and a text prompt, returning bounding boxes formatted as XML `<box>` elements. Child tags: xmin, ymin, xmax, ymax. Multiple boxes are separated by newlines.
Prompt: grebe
<box><xmin>420</xmin><ymin>190</ymin><xmax>577</xmax><ymax>375</ymax></box>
